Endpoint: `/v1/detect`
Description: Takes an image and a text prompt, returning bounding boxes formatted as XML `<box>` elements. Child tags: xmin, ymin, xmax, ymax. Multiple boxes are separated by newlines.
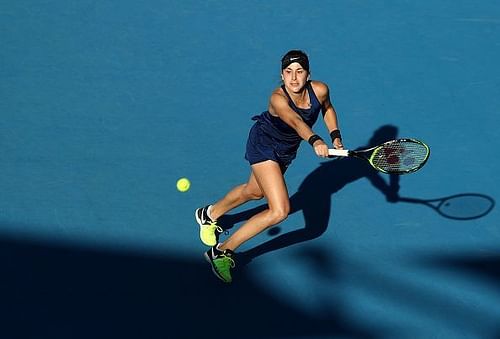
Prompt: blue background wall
<box><xmin>1</xmin><ymin>1</ymin><xmax>499</xmax><ymax>338</ymax></box>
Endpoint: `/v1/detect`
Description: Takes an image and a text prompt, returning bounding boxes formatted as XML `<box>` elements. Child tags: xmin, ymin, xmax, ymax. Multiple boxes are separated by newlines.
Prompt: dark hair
<box><xmin>281</xmin><ymin>50</ymin><xmax>309</xmax><ymax>72</ymax></box>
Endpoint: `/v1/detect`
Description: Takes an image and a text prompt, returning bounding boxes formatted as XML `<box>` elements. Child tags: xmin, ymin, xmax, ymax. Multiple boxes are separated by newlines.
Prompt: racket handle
<box><xmin>328</xmin><ymin>149</ymin><xmax>349</xmax><ymax>157</ymax></box>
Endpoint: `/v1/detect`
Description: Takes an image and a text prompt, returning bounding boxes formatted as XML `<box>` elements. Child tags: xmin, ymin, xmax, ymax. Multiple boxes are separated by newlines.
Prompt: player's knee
<box><xmin>269</xmin><ymin>207</ymin><xmax>289</xmax><ymax>225</ymax></box>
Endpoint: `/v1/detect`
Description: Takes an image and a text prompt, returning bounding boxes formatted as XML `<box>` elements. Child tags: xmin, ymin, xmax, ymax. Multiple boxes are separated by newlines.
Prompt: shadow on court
<box><xmin>0</xmin><ymin>231</ymin><xmax>390</xmax><ymax>339</ymax></box>
<box><xmin>412</xmin><ymin>252</ymin><xmax>500</xmax><ymax>337</ymax></box>
<box><xmin>398</xmin><ymin>193</ymin><xmax>495</xmax><ymax>220</ymax></box>
<box><xmin>220</xmin><ymin>125</ymin><xmax>495</xmax><ymax>265</ymax></box>
<box><xmin>220</xmin><ymin>125</ymin><xmax>400</xmax><ymax>264</ymax></box>
<box><xmin>415</xmin><ymin>252</ymin><xmax>500</xmax><ymax>293</ymax></box>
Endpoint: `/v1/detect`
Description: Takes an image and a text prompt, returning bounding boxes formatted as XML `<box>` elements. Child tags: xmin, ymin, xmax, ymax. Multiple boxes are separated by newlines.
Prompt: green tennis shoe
<box><xmin>204</xmin><ymin>246</ymin><xmax>235</xmax><ymax>283</ymax></box>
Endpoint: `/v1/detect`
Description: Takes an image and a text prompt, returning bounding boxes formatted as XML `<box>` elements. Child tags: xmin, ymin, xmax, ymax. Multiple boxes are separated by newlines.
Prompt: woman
<box><xmin>195</xmin><ymin>50</ymin><xmax>344</xmax><ymax>283</ymax></box>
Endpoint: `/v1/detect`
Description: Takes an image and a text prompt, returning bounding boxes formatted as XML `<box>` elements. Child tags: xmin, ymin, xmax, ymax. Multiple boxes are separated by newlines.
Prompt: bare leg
<box><xmin>209</xmin><ymin>172</ymin><xmax>264</xmax><ymax>220</ymax></box>
<box><xmin>219</xmin><ymin>160</ymin><xmax>290</xmax><ymax>252</ymax></box>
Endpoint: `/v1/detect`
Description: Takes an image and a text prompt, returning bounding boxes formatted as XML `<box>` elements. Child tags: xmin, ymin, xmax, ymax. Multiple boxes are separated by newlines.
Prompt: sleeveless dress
<box><xmin>245</xmin><ymin>81</ymin><xmax>323</xmax><ymax>171</ymax></box>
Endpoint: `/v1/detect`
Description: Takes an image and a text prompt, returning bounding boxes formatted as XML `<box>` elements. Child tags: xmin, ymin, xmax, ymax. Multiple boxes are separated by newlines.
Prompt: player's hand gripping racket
<box><xmin>328</xmin><ymin>138</ymin><xmax>430</xmax><ymax>174</ymax></box>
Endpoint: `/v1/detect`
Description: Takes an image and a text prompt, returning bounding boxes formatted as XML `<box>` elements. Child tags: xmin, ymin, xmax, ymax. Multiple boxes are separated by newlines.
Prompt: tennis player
<box><xmin>195</xmin><ymin>50</ymin><xmax>344</xmax><ymax>283</ymax></box>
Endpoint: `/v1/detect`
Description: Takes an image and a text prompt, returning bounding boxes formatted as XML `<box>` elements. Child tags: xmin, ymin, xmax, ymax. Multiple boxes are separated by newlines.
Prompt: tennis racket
<box><xmin>398</xmin><ymin>194</ymin><xmax>495</xmax><ymax>220</ymax></box>
<box><xmin>328</xmin><ymin>138</ymin><xmax>430</xmax><ymax>174</ymax></box>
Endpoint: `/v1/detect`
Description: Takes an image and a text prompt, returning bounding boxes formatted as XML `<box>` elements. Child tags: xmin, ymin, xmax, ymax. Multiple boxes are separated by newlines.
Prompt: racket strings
<box><xmin>371</xmin><ymin>140</ymin><xmax>429</xmax><ymax>174</ymax></box>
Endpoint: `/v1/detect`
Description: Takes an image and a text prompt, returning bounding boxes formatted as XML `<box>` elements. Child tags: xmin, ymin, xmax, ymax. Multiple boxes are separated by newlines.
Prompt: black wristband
<box><xmin>308</xmin><ymin>134</ymin><xmax>323</xmax><ymax>146</ymax></box>
<box><xmin>330</xmin><ymin>129</ymin><xmax>342</xmax><ymax>142</ymax></box>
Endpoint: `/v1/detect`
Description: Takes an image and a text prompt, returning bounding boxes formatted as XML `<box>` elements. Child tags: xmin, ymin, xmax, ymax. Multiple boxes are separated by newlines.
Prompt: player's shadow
<box><xmin>219</xmin><ymin>124</ymin><xmax>401</xmax><ymax>265</ymax></box>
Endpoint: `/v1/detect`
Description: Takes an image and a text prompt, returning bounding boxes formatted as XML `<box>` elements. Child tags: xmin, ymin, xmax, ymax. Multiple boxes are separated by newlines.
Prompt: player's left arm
<box><xmin>313</xmin><ymin>81</ymin><xmax>344</xmax><ymax>149</ymax></box>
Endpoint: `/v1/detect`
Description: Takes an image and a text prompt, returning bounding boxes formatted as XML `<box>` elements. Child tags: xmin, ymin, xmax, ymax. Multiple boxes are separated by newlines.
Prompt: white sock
<box><xmin>207</xmin><ymin>205</ymin><xmax>214</xmax><ymax>221</ymax></box>
<box><xmin>214</xmin><ymin>243</ymin><xmax>225</xmax><ymax>254</ymax></box>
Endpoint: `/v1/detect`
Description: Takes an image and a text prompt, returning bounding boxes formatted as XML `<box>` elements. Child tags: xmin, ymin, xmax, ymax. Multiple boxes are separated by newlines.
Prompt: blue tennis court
<box><xmin>1</xmin><ymin>1</ymin><xmax>499</xmax><ymax>338</ymax></box>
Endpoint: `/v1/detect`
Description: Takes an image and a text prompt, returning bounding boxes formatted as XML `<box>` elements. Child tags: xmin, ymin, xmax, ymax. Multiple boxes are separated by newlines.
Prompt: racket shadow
<box><xmin>219</xmin><ymin>125</ymin><xmax>401</xmax><ymax>265</ymax></box>
<box><xmin>398</xmin><ymin>194</ymin><xmax>495</xmax><ymax>220</ymax></box>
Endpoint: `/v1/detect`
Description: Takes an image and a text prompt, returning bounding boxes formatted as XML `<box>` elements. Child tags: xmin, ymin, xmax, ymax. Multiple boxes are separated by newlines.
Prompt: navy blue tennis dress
<box><xmin>245</xmin><ymin>81</ymin><xmax>323</xmax><ymax>171</ymax></box>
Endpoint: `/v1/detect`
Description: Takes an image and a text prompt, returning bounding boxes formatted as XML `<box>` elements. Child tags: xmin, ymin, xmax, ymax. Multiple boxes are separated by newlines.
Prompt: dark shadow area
<box><xmin>414</xmin><ymin>252</ymin><xmax>500</xmax><ymax>293</ymax></box>
<box><xmin>412</xmin><ymin>252</ymin><xmax>500</xmax><ymax>338</ymax></box>
<box><xmin>341</xmin><ymin>256</ymin><xmax>500</xmax><ymax>336</ymax></box>
<box><xmin>220</xmin><ymin>125</ymin><xmax>400</xmax><ymax>264</ymax></box>
<box><xmin>0</xmin><ymin>230</ymin><xmax>390</xmax><ymax>339</ymax></box>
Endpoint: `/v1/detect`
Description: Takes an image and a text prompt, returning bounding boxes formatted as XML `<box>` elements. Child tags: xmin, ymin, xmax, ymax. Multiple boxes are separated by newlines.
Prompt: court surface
<box><xmin>1</xmin><ymin>1</ymin><xmax>500</xmax><ymax>338</ymax></box>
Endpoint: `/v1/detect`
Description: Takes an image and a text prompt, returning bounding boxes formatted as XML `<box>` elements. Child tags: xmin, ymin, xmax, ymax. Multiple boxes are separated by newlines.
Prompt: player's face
<box><xmin>281</xmin><ymin>62</ymin><xmax>309</xmax><ymax>93</ymax></box>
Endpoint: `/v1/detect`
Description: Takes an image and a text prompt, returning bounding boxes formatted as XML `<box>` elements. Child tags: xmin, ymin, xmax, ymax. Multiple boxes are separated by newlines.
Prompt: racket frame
<box><xmin>328</xmin><ymin>138</ymin><xmax>430</xmax><ymax>174</ymax></box>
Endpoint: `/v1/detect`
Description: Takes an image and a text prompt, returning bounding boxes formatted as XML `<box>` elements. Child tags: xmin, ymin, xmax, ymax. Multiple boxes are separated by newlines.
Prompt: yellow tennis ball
<box><xmin>176</xmin><ymin>178</ymin><xmax>190</xmax><ymax>192</ymax></box>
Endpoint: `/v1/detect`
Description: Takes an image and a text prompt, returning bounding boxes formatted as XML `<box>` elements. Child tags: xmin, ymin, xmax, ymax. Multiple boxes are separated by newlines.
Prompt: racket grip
<box><xmin>328</xmin><ymin>149</ymin><xmax>349</xmax><ymax>157</ymax></box>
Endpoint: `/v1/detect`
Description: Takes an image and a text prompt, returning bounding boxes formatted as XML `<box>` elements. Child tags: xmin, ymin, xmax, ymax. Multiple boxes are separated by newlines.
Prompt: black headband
<box><xmin>281</xmin><ymin>50</ymin><xmax>309</xmax><ymax>72</ymax></box>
